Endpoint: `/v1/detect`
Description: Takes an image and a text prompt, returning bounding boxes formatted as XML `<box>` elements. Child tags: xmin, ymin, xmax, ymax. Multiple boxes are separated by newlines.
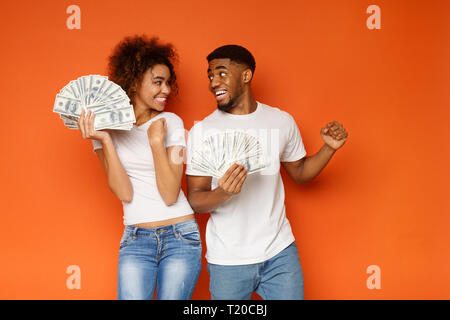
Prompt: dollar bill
<box><xmin>190</xmin><ymin>131</ymin><xmax>267</xmax><ymax>179</ymax></box>
<box><xmin>53</xmin><ymin>75</ymin><xmax>136</xmax><ymax>131</ymax></box>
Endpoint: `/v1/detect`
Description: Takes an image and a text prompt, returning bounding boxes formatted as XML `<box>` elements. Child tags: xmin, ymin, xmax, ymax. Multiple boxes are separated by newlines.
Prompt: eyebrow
<box><xmin>207</xmin><ymin>65</ymin><xmax>228</xmax><ymax>73</ymax></box>
<box><xmin>152</xmin><ymin>76</ymin><xmax>166</xmax><ymax>80</ymax></box>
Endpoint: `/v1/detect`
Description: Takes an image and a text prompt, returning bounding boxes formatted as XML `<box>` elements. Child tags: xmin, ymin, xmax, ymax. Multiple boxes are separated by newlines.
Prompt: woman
<box><xmin>78</xmin><ymin>35</ymin><xmax>201</xmax><ymax>300</ymax></box>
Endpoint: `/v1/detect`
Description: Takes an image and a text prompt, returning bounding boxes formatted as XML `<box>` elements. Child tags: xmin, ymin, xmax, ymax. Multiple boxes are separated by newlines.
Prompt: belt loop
<box><xmin>172</xmin><ymin>224</ymin><xmax>178</xmax><ymax>238</ymax></box>
<box><xmin>132</xmin><ymin>227</ymin><xmax>138</xmax><ymax>240</ymax></box>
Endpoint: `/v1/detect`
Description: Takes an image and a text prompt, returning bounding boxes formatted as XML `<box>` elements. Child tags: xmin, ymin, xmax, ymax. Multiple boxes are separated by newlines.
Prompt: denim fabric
<box><xmin>117</xmin><ymin>219</ymin><xmax>202</xmax><ymax>300</ymax></box>
<box><xmin>207</xmin><ymin>242</ymin><xmax>304</xmax><ymax>300</ymax></box>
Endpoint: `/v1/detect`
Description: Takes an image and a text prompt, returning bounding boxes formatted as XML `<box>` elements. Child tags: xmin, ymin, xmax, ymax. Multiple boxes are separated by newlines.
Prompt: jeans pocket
<box><xmin>176</xmin><ymin>228</ymin><xmax>202</xmax><ymax>245</ymax></box>
<box><xmin>119</xmin><ymin>230</ymin><xmax>133</xmax><ymax>249</ymax></box>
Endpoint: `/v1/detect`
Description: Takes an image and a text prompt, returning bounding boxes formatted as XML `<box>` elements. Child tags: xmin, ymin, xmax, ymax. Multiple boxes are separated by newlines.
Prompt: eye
<box><xmin>208</xmin><ymin>75</ymin><xmax>213</xmax><ymax>81</ymax></box>
<box><xmin>219</xmin><ymin>72</ymin><xmax>226</xmax><ymax>77</ymax></box>
<box><xmin>154</xmin><ymin>81</ymin><xmax>162</xmax><ymax>85</ymax></box>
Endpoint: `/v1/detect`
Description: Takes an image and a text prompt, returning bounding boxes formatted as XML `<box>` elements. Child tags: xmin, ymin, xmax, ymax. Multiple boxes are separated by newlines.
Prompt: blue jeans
<box><xmin>117</xmin><ymin>219</ymin><xmax>202</xmax><ymax>300</ymax></box>
<box><xmin>207</xmin><ymin>242</ymin><xmax>304</xmax><ymax>300</ymax></box>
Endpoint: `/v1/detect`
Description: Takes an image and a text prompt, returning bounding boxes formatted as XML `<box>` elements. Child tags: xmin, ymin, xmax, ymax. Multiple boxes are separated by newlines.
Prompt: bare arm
<box><xmin>282</xmin><ymin>121</ymin><xmax>348</xmax><ymax>184</ymax></box>
<box><xmin>79</xmin><ymin>110</ymin><xmax>133</xmax><ymax>202</ymax></box>
<box><xmin>148</xmin><ymin>118</ymin><xmax>186</xmax><ymax>206</ymax></box>
<box><xmin>150</xmin><ymin>142</ymin><xmax>184</xmax><ymax>206</ymax></box>
<box><xmin>282</xmin><ymin>144</ymin><xmax>336</xmax><ymax>184</ymax></box>
<box><xmin>187</xmin><ymin>164</ymin><xmax>247</xmax><ymax>213</ymax></box>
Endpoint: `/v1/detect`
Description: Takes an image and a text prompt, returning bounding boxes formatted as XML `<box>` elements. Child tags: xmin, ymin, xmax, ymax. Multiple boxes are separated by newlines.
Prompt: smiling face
<box><xmin>207</xmin><ymin>58</ymin><xmax>247</xmax><ymax>112</ymax></box>
<box><xmin>134</xmin><ymin>64</ymin><xmax>172</xmax><ymax>112</ymax></box>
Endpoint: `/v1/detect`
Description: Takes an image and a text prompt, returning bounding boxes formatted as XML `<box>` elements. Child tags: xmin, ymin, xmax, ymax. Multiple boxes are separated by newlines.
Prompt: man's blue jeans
<box><xmin>207</xmin><ymin>242</ymin><xmax>304</xmax><ymax>300</ymax></box>
<box><xmin>117</xmin><ymin>219</ymin><xmax>202</xmax><ymax>300</ymax></box>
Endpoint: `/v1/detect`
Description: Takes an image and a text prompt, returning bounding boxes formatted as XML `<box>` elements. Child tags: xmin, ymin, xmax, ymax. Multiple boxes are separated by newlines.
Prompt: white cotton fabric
<box><xmin>92</xmin><ymin>112</ymin><xmax>193</xmax><ymax>225</ymax></box>
<box><xmin>186</xmin><ymin>102</ymin><xmax>306</xmax><ymax>265</ymax></box>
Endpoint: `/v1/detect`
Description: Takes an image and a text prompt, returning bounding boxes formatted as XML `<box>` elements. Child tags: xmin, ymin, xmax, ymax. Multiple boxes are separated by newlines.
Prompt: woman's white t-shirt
<box><xmin>92</xmin><ymin>112</ymin><xmax>193</xmax><ymax>225</ymax></box>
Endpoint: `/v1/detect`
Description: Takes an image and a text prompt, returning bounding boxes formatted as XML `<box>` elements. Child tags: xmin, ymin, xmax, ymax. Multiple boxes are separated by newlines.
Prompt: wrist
<box><xmin>99</xmin><ymin>133</ymin><xmax>112</xmax><ymax>145</ymax></box>
<box><xmin>323</xmin><ymin>143</ymin><xmax>337</xmax><ymax>153</ymax></box>
<box><xmin>215</xmin><ymin>186</ymin><xmax>232</xmax><ymax>201</ymax></box>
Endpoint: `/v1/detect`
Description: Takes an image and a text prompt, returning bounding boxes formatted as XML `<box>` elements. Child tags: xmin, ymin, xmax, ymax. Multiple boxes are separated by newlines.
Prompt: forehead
<box><xmin>147</xmin><ymin>64</ymin><xmax>170</xmax><ymax>78</ymax></box>
<box><xmin>207</xmin><ymin>58</ymin><xmax>239</xmax><ymax>72</ymax></box>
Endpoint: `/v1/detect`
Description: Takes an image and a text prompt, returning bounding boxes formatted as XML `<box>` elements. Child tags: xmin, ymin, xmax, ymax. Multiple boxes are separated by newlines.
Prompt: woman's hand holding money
<box><xmin>78</xmin><ymin>109</ymin><xmax>111</xmax><ymax>142</ymax></box>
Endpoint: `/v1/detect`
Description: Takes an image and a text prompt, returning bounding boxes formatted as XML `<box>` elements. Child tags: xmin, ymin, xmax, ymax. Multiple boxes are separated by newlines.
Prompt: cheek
<box><xmin>230</xmin><ymin>79</ymin><xmax>242</xmax><ymax>96</ymax></box>
<box><xmin>141</xmin><ymin>84</ymin><xmax>159</xmax><ymax>99</ymax></box>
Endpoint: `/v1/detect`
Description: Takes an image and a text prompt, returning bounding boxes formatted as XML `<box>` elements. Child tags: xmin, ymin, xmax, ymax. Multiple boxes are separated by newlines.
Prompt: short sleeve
<box><xmin>164</xmin><ymin>114</ymin><xmax>186</xmax><ymax>147</ymax></box>
<box><xmin>280</xmin><ymin>114</ymin><xmax>307</xmax><ymax>162</ymax></box>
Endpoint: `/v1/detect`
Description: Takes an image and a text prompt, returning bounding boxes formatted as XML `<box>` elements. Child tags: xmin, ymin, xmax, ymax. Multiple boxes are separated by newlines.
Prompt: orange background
<box><xmin>0</xmin><ymin>0</ymin><xmax>449</xmax><ymax>299</ymax></box>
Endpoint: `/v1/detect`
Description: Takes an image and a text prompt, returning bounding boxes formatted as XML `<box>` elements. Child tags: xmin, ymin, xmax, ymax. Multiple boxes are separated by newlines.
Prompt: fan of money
<box><xmin>191</xmin><ymin>131</ymin><xmax>268</xmax><ymax>179</ymax></box>
<box><xmin>53</xmin><ymin>75</ymin><xmax>136</xmax><ymax>130</ymax></box>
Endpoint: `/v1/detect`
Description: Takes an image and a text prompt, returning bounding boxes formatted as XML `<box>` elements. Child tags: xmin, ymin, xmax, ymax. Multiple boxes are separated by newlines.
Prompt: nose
<box><xmin>162</xmin><ymin>82</ymin><xmax>171</xmax><ymax>95</ymax></box>
<box><xmin>210</xmin><ymin>75</ymin><xmax>220</xmax><ymax>90</ymax></box>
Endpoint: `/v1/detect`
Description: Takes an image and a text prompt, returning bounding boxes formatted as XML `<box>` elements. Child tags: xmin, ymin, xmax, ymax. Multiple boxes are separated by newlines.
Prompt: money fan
<box><xmin>53</xmin><ymin>75</ymin><xmax>136</xmax><ymax>130</ymax></box>
<box><xmin>191</xmin><ymin>131</ymin><xmax>268</xmax><ymax>179</ymax></box>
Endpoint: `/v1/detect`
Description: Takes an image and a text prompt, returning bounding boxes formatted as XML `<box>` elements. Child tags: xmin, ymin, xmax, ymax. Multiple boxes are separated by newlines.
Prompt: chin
<box><xmin>217</xmin><ymin>98</ymin><xmax>235</xmax><ymax>112</ymax></box>
<box><xmin>152</xmin><ymin>104</ymin><xmax>166</xmax><ymax>112</ymax></box>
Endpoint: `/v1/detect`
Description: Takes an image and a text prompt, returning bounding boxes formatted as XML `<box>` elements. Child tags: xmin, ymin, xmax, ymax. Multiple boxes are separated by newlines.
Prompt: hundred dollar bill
<box><xmin>54</xmin><ymin>75</ymin><xmax>136</xmax><ymax>131</ymax></box>
<box><xmin>93</xmin><ymin>107</ymin><xmax>136</xmax><ymax>130</ymax></box>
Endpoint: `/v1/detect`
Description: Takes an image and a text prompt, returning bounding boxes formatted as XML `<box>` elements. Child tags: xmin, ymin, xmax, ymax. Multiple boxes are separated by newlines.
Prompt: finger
<box><xmin>230</xmin><ymin>168</ymin><xmax>248</xmax><ymax>193</ymax></box>
<box><xmin>229</xmin><ymin>166</ymin><xmax>247</xmax><ymax>190</ymax></box>
<box><xmin>79</xmin><ymin>109</ymin><xmax>85</xmax><ymax>123</ymax></box>
<box><xmin>333</xmin><ymin>127</ymin><xmax>346</xmax><ymax>135</ymax></box>
<box><xmin>222</xmin><ymin>164</ymin><xmax>245</xmax><ymax>190</ymax></box>
<box><xmin>83</xmin><ymin>110</ymin><xmax>91</xmax><ymax>138</ymax></box>
<box><xmin>221</xmin><ymin>163</ymin><xmax>239</xmax><ymax>180</ymax></box>
<box><xmin>327</xmin><ymin>121</ymin><xmax>337</xmax><ymax>127</ymax></box>
<box><xmin>337</xmin><ymin>131</ymin><xmax>347</xmax><ymax>139</ymax></box>
<box><xmin>218</xmin><ymin>164</ymin><xmax>238</xmax><ymax>189</ymax></box>
<box><xmin>84</xmin><ymin>110</ymin><xmax>92</xmax><ymax>137</ymax></box>
<box><xmin>79</xmin><ymin>110</ymin><xmax>86</xmax><ymax>138</ymax></box>
<box><xmin>223</xmin><ymin>164</ymin><xmax>245</xmax><ymax>187</ymax></box>
<box><xmin>88</xmin><ymin>112</ymin><xmax>96</xmax><ymax>136</ymax></box>
<box><xmin>330</xmin><ymin>124</ymin><xmax>341</xmax><ymax>132</ymax></box>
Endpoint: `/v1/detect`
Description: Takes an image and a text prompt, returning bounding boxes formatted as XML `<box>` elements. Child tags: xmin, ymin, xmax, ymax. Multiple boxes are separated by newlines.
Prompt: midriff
<box><xmin>132</xmin><ymin>213</ymin><xmax>195</xmax><ymax>228</ymax></box>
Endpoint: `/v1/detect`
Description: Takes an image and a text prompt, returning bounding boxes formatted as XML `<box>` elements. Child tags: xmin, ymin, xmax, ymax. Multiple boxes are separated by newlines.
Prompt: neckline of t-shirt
<box><xmin>218</xmin><ymin>101</ymin><xmax>262</xmax><ymax>119</ymax></box>
<box><xmin>133</xmin><ymin>112</ymin><xmax>166</xmax><ymax>129</ymax></box>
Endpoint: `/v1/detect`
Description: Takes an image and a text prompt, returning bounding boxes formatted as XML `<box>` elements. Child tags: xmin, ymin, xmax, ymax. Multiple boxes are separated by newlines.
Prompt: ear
<box><xmin>242</xmin><ymin>69</ymin><xmax>253</xmax><ymax>84</ymax></box>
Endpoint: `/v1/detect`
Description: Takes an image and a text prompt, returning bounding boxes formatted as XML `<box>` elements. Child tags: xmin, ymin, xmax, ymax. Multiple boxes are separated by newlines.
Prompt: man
<box><xmin>185</xmin><ymin>45</ymin><xmax>348</xmax><ymax>300</ymax></box>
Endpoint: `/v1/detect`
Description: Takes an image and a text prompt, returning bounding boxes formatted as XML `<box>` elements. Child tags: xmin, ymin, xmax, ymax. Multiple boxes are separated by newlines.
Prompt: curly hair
<box><xmin>107</xmin><ymin>35</ymin><xmax>178</xmax><ymax>105</ymax></box>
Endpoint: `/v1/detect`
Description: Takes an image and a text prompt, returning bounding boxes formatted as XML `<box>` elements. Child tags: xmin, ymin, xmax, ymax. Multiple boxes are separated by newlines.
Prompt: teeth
<box><xmin>156</xmin><ymin>97</ymin><xmax>167</xmax><ymax>102</ymax></box>
<box><xmin>215</xmin><ymin>90</ymin><xmax>227</xmax><ymax>96</ymax></box>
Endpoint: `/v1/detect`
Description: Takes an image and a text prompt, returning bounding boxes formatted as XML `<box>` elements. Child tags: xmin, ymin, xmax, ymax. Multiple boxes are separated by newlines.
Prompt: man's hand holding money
<box><xmin>217</xmin><ymin>163</ymin><xmax>248</xmax><ymax>196</ymax></box>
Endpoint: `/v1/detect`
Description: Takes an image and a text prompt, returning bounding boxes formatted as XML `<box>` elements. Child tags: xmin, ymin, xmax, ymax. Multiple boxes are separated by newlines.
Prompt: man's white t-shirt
<box><xmin>92</xmin><ymin>112</ymin><xmax>194</xmax><ymax>225</ymax></box>
<box><xmin>186</xmin><ymin>102</ymin><xmax>306</xmax><ymax>265</ymax></box>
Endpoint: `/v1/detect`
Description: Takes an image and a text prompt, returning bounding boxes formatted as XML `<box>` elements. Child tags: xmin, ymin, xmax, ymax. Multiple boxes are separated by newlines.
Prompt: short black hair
<box><xmin>206</xmin><ymin>45</ymin><xmax>256</xmax><ymax>73</ymax></box>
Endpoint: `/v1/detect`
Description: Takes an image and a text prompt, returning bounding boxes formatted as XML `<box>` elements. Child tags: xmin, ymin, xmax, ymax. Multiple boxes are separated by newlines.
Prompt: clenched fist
<box><xmin>148</xmin><ymin>118</ymin><xmax>167</xmax><ymax>146</ymax></box>
<box><xmin>320</xmin><ymin>121</ymin><xmax>348</xmax><ymax>150</ymax></box>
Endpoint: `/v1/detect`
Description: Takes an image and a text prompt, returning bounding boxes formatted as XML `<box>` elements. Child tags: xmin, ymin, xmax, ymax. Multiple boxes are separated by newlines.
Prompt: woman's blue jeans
<box><xmin>117</xmin><ymin>219</ymin><xmax>202</xmax><ymax>300</ymax></box>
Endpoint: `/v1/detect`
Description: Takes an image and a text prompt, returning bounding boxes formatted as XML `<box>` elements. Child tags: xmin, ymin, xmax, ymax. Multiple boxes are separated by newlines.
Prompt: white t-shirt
<box><xmin>92</xmin><ymin>112</ymin><xmax>193</xmax><ymax>225</ymax></box>
<box><xmin>186</xmin><ymin>102</ymin><xmax>306</xmax><ymax>265</ymax></box>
